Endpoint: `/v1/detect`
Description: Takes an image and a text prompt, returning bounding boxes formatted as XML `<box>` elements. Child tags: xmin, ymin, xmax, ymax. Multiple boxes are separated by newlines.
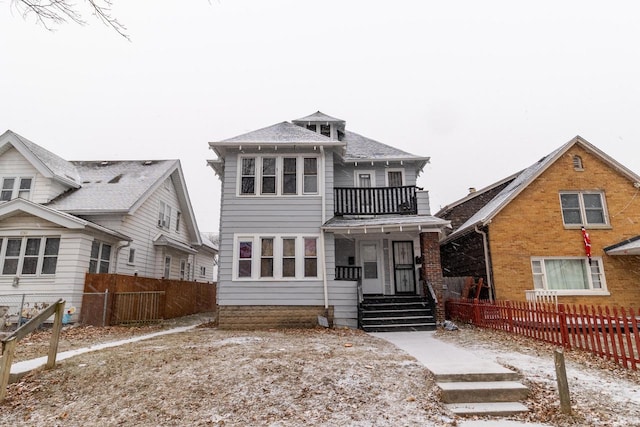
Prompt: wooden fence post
<box><xmin>0</xmin><ymin>337</ymin><xmax>17</xmax><ymax>402</ymax></box>
<box><xmin>554</xmin><ymin>348</ymin><xmax>572</xmax><ymax>414</ymax></box>
<box><xmin>558</xmin><ymin>304</ymin><xmax>571</xmax><ymax>350</ymax></box>
<box><xmin>46</xmin><ymin>300</ymin><xmax>66</xmax><ymax>369</ymax></box>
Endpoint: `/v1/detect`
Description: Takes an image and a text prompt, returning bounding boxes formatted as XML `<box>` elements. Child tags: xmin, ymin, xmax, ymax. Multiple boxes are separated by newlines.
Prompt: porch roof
<box><xmin>322</xmin><ymin>215</ymin><xmax>450</xmax><ymax>234</ymax></box>
<box><xmin>153</xmin><ymin>234</ymin><xmax>198</xmax><ymax>254</ymax></box>
<box><xmin>604</xmin><ymin>235</ymin><xmax>640</xmax><ymax>255</ymax></box>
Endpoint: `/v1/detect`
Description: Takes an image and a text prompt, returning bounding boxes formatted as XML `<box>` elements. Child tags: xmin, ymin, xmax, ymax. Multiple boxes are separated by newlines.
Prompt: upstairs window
<box><xmin>283</xmin><ymin>158</ymin><xmax>297</xmax><ymax>194</ymax></box>
<box><xmin>241</xmin><ymin>158</ymin><xmax>256</xmax><ymax>195</ymax></box>
<box><xmin>1</xmin><ymin>177</ymin><xmax>32</xmax><ymax>201</ymax></box>
<box><xmin>306</xmin><ymin>124</ymin><xmax>317</xmax><ymax>132</ymax></box>
<box><xmin>387</xmin><ymin>170</ymin><xmax>404</xmax><ymax>187</ymax></box>
<box><xmin>560</xmin><ymin>192</ymin><xmax>607</xmax><ymax>226</ymax></box>
<box><xmin>261</xmin><ymin>158</ymin><xmax>276</xmax><ymax>194</ymax></box>
<box><xmin>157</xmin><ymin>201</ymin><xmax>172</xmax><ymax>229</ymax></box>
<box><xmin>303</xmin><ymin>158</ymin><xmax>318</xmax><ymax>194</ymax></box>
<box><xmin>320</xmin><ymin>124</ymin><xmax>331</xmax><ymax>137</ymax></box>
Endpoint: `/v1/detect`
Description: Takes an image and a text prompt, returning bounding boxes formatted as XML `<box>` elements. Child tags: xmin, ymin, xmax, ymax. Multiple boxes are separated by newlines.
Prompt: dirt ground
<box><xmin>1</xmin><ymin>315</ymin><xmax>639</xmax><ymax>426</ymax></box>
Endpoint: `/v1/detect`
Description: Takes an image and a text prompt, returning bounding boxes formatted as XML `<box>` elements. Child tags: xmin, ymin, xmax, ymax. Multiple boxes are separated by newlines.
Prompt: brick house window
<box><xmin>560</xmin><ymin>192</ymin><xmax>607</xmax><ymax>226</ymax></box>
<box><xmin>531</xmin><ymin>257</ymin><xmax>606</xmax><ymax>294</ymax></box>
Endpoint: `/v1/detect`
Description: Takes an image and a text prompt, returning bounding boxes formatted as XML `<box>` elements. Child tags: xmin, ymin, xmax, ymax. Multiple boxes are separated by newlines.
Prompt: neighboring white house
<box><xmin>0</xmin><ymin>130</ymin><xmax>216</xmax><ymax>317</ymax></box>
<box><xmin>208</xmin><ymin>112</ymin><xmax>449</xmax><ymax>330</ymax></box>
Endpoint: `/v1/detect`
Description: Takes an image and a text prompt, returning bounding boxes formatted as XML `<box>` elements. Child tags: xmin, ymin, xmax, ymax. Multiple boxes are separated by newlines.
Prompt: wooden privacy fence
<box><xmin>82</xmin><ymin>273</ymin><xmax>216</xmax><ymax>326</ymax></box>
<box><xmin>446</xmin><ymin>298</ymin><xmax>640</xmax><ymax>371</ymax></box>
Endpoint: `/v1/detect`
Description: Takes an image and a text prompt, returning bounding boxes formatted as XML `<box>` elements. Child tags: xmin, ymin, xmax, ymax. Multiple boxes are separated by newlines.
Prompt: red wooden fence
<box><xmin>446</xmin><ymin>298</ymin><xmax>640</xmax><ymax>371</ymax></box>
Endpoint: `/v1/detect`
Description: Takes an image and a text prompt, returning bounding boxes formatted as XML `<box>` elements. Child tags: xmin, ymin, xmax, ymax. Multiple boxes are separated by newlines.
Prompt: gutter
<box><xmin>474</xmin><ymin>224</ymin><xmax>494</xmax><ymax>301</ymax></box>
<box><xmin>320</xmin><ymin>146</ymin><xmax>329</xmax><ymax>312</ymax></box>
<box><xmin>113</xmin><ymin>240</ymin><xmax>131</xmax><ymax>274</ymax></box>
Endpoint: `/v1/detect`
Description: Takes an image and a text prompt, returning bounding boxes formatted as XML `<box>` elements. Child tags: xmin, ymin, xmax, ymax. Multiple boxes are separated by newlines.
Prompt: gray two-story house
<box><xmin>208</xmin><ymin>112</ymin><xmax>449</xmax><ymax>330</ymax></box>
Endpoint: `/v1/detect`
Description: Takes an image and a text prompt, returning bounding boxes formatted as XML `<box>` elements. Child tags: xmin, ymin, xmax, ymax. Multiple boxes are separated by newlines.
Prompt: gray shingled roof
<box><xmin>219</xmin><ymin>122</ymin><xmax>335</xmax><ymax>144</ymax></box>
<box><xmin>292</xmin><ymin>111</ymin><xmax>345</xmax><ymax>124</ymax></box>
<box><xmin>342</xmin><ymin>130</ymin><xmax>427</xmax><ymax>162</ymax></box>
<box><xmin>6</xmin><ymin>131</ymin><xmax>82</xmax><ymax>185</ymax></box>
<box><xmin>47</xmin><ymin>160</ymin><xmax>176</xmax><ymax>212</ymax></box>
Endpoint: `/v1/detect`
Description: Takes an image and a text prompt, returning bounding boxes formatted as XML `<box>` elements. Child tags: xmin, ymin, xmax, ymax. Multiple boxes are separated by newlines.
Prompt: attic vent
<box><xmin>100</xmin><ymin>161</ymin><xmax>109</xmax><ymax>166</ymax></box>
<box><xmin>108</xmin><ymin>174</ymin><xmax>123</xmax><ymax>184</ymax></box>
<box><xmin>143</xmin><ymin>160</ymin><xmax>153</xmax><ymax>166</ymax></box>
<box><xmin>573</xmin><ymin>155</ymin><xmax>584</xmax><ymax>170</ymax></box>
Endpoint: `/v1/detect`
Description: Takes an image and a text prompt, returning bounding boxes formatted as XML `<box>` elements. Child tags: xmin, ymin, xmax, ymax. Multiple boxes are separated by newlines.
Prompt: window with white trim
<box><xmin>164</xmin><ymin>256</ymin><xmax>171</xmax><ymax>278</ymax></box>
<box><xmin>0</xmin><ymin>236</ymin><xmax>60</xmax><ymax>275</ymax></box>
<box><xmin>180</xmin><ymin>259</ymin><xmax>186</xmax><ymax>280</ymax></box>
<box><xmin>560</xmin><ymin>192</ymin><xmax>607</xmax><ymax>226</ymax></box>
<box><xmin>237</xmin><ymin>155</ymin><xmax>320</xmax><ymax>196</ymax></box>
<box><xmin>1</xmin><ymin>177</ymin><xmax>33</xmax><ymax>201</ymax></box>
<box><xmin>200</xmin><ymin>266</ymin><xmax>206</xmax><ymax>277</ymax></box>
<box><xmin>531</xmin><ymin>257</ymin><xmax>606</xmax><ymax>293</ymax></box>
<box><xmin>234</xmin><ymin>235</ymin><xmax>320</xmax><ymax>280</ymax></box>
<box><xmin>386</xmin><ymin>170</ymin><xmax>404</xmax><ymax>187</ymax></box>
<box><xmin>158</xmin><ymin>201</ymin><xmax>172</xmax><ymax>229</ymax></box>
<box><xmin>128</xmin><ymin>248</ymin><xmax>136</xmax><ymax>265</ymax></box>
<box><xmin>89</xmin><ymin>241</ymin><xmax>112</xmax><ymax>273</ymax></box>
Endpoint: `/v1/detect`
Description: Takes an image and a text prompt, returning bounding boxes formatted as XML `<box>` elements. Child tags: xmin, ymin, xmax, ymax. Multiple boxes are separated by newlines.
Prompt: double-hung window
<box><xmin>0</xmin><ymin>236</ymin><xmax>60</xmax><ymax>275</ymax></box>
<box><xmin>89</xmin><ymin>241</ymin><xmax>112</xmax><ymax>273</ymax></box>
<box><xmin>158</xmin><ymin>201</ymin><xmax>172</xmax><ymax>229</ymax></box>
<box><xmin>560</xmin><ymin>192</ymin><xmax>607</xmax><ymax>226</ymax></box>
<box><xmin>531</xmin><ymin>257</ymin><xmax>606</xmax><ymax>294</ymax></box>
<box><xmin>234</xmin><ymin>235</ymin><xmax>320</xmax><ymax>280</ymax></box>
<box><xmin>238</xmin><ymin>156</ymin><xmax>319</xmax><ymax>196</ymax></box>
<box><xmin>1</xmin><ymin>177</ymin><xmax>33</xmax><ymax>201</ymax></box>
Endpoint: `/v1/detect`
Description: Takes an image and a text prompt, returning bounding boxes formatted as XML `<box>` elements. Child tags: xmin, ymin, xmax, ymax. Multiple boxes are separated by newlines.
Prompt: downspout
<box><xmin>320</xmin><ymin>146</ymin><xmax>329</xmax><ymax>312</ymax></box>
<box><xmin>113</xmin><ymin>240</ymin><xmax>131</xmax><ymax>274</ymax></box>
<box><xmin>474</xmin><ymin>224</ymin><xmax>494</xmax><ymax>301</ymax></box>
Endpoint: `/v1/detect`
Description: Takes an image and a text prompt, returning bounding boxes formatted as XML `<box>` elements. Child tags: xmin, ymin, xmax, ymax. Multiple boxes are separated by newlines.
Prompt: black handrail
<box><xmin>334</xmin><ymin>186</ymin><xmax>418</xmax><ymax>215</ymax></box>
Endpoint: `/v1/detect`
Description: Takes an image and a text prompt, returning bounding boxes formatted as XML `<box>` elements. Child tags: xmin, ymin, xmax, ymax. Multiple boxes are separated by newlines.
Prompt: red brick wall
<box><xmin>421</xmin><ymin>232</ymin><xmax>445</xmax><ymax>322</ymax></box>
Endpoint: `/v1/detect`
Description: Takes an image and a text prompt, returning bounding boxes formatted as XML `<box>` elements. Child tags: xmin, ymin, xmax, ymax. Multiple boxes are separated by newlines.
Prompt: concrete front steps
<box><xmin>360</xmin><ymin>295</ymin><xmax>436</xmax><ymax>332</ymax></box>
<box><xmin>436</xmin><ymin>370</ymin><xmax>530</xmax><ymax>417</ymax></box>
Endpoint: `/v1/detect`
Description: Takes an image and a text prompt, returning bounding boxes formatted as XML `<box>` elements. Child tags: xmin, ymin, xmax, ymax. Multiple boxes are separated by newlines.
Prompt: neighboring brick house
<box><xmin>208</xmin><ymin>112</ymin><xmax>450</xmax><ymax>330</ymax></box>
<box><xmin>438</xmin><ymin>136</ymin><xmax>640</xmax><ymax>309</ymax></box>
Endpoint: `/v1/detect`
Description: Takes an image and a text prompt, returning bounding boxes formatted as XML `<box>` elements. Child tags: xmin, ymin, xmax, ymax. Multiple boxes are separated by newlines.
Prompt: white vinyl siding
<box><xmin>531</xmin><ymin>257</ymin><xmax>608</xmax><ymax>295</ymax></box>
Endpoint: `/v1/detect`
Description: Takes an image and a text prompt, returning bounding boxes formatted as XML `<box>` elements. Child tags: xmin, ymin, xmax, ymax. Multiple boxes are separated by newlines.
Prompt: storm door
<box><xmin>360</xmin><ymin>241</ymin><xmax>383</xmax><ymax>295</ymax></box>
<box><xmin>393</xmin><ymin>241</ymin><xmax>416</xmax><ymax>294</ymax></box>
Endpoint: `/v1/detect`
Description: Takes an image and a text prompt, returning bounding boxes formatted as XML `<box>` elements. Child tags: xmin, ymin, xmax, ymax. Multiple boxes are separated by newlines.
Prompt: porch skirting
<box><xmin>218</xmin><ymin>305</ymin><xmax>334</xmax><ymax>330</ymax></box>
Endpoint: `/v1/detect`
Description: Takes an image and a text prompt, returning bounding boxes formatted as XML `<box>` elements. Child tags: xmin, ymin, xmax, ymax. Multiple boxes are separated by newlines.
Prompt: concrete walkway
<box><xmin>371</xmin><ymin>331</ymin><xmax>552</xmax><ymax>427</ymax></box>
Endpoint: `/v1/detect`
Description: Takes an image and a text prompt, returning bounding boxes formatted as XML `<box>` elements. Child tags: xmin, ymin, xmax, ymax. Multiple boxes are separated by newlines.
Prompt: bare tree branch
<box><xmin>12</xmin><ymin>0</ymin><xmax>129</xmax><ymax>40</ymax></box>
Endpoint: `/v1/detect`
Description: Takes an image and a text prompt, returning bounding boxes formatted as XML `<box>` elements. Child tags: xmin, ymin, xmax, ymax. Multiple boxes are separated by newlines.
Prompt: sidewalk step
<box><xmin>438</xmin><ymin>381</ymin><xmax>529</xmax><ymax>403</ymax></box>
<box><xmin>446</xmin><ymin>402</ymin><xmax>530</xmax><ymax>416</ymax></box>
<box><xmin>435</xmin><ymin>371</ymin><xmax>521</xmax><ymax>383</ymax></box>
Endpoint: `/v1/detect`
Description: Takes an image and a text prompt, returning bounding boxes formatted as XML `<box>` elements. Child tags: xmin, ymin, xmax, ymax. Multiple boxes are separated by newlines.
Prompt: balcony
<box><xmin>334</xmin><ymin>186</ymin><xmax>418</xmax><ymax>216</ymax></box>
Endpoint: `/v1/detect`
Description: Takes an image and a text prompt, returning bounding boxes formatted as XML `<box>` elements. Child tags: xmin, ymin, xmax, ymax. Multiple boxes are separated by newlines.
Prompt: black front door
<box><xmin>393</xmin><ymin>241</ymin><xmax>416</xmax><ymax>294</ymax></box>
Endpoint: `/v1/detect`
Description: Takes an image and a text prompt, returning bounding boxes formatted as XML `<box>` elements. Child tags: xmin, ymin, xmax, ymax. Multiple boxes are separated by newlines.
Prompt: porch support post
<box><xmin>420</xmin><ymin>232</ymin><xmax>445</xmax><ymax>324</ymax></box>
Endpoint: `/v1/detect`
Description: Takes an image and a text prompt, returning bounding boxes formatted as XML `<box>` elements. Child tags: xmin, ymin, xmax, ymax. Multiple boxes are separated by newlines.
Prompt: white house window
<box><xmin>180</xmin><ymin>259</ymin><xmax>186</xmax><ymax>280</ymax></box>
<box><xmin>89</xmin><ymin>241</ymin><xmax>112</xmax><ymax>273</ymax></box>
<box><xmin>241</xmin><ymin>158</ymin><xmax>256</xmax><ymax>195</ymax></box>
<box><xmin>238</xmin><ymin>155</ymin><xmax>320</xmax><ymax>197</ymax></box>
<box><xmin>261</xmin><ymin>158</ymin><xmax>276</xmax><ymax>194</ymax></box>
<box><xmin>1</xmin><ymin>236</ymin><xmax>60</xmax><ymax>275</ymax></box>
<box><xmin>200</xmin><ymin>266</ymin><xmax>206</xmax><ymax>277</ymax></box>
<box><xmin>560</xmin><ymin>192</ymin><xmax>607</xmax><ymax>226</ymax></box>
<box><xmin>387</xmin><ymin>170</ymin><xmax>404</xmax><ymax>187</ymax></box>
<box><xmin>158</xmin><ymin>201</ymin><xmax>172</xmax><ymax>229</ymax></box>
<box><xmin>163</xmin><ymin>256</ymin><xmax>171</xmax><ymax>278</ymax></box>
<box><xmin>261</xmin><ymin>238</ymin><xmax>274</xmax><ymax>277</ymax></box>
<box><xmin>128</xmin><ymin>248</ymin><xmax>136</xmax><ymax>264</ymax></box>
<box><xmin>1</xmin><ymin>177</ymin><xmax>32</xmax><ymax>201</ymax></box>
<box><xmin>175</xmin><ymin>212</ymin><xmax>181</xmax><ymax>232</ymax></box>
<box><xmin>234</xmin><ymin>234</ymin><xmax>321</xmax><ymax>280</ymax></box>
<box><xmin>320</xmin><ymin>124</ymin><xmax>331</xmax><ymax>137</ymax></box>
<box><xmin>282</xmin><ymin>238</ymin><xmax>296</xmax><ymax>278</ymax></box>
<box><xmin>304</xmin><ymin>237</ymin><xmax>318</xmax><ymax>278</ymax></box>
<box><xmin>303</xmin><ymin>158</ymin><xmax>318</xmax><ymax>194</ymax></box>
<box><xmin>531</xmin><ymin>257</ymin><xmax>606</xmax><ymax>293</ymax></box>
<box><xmin>306</xmin><ymin>124</ymin><xmax>317</xmax><ymax>132</ymax></box>
<box><xmin>238</xmin><ymin>239</ymin><xmax>253</xmax><ymax>277</ymax></box>
<box><xmin>283</xmin><ymin>158</ymin><xmax>297</xmax><ymax>194</ymax></box>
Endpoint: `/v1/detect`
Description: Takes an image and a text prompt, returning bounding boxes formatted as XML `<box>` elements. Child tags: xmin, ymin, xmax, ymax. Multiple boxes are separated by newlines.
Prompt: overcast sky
<box><xmin>2</xmin><ymin>1</ymin><xmax>640</xmax><ymax>232</ymax></box>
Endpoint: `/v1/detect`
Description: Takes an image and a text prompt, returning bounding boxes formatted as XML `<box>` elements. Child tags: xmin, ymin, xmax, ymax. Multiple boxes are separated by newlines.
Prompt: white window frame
<box><xmin>236</xmin><ymin>155</ymin><xmax>320</xmax><ymax>197</ymax></box>
<box><xmin>232</xmin><ymin>234</ymin><xmax>321</xmax><ymax>281</ymax></box>
<box><xmin>385</xmin><ymin>169</ymin><xmax>405</xmax><ymax>187</ymax></box>
<box><xmin>0</xmin><ymin>176</ymin><xmax>33</xmax><ymax>201</ymax></box>
<box><xmin>163</xmin><ymin>256</ymin><xmax>171</xmax><ymax>279</ymax></box>
<box><xmin>157</xmin><ymin>201</ymin><xmax>172</xmax><ymax>229</ymax></box>
<box><xmin>0</xmin><ymin>236</ymin><xmax>60</xmax><ymax>276</ymax></box>
<box><xmin>530</xmin><ymin>256</ymin><xmax>609</xmax><ymax>296</ymax></box>
<box><xmin>180</xmin><ymin>259</ymin><xmax>186</xmax><ymax>280</ymax></box>
<box><xmin>127</xmin><ymin>248</ymin><xmax>136</xmax><ymax>265</ymax></box>
<box><xmin>89</xmin><ymin>241</ymin><xmax>112</xmax><ymax>274</ymax></box>
<box><xmin>559</xmin><ymin>191</ymin><xmax>609</xmax><ymax>228</ymax></box>
<box><xmin>199</xmin><ymin>266</ymin><xmax>206</xmax><ymax>277</ymax></box>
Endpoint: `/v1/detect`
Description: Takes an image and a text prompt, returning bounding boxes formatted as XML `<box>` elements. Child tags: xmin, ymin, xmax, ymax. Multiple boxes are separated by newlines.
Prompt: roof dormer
<box><xmin>292</xmin><ymin>111</ymin><xmax>346</xmax><ymax>141</ymax></box>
